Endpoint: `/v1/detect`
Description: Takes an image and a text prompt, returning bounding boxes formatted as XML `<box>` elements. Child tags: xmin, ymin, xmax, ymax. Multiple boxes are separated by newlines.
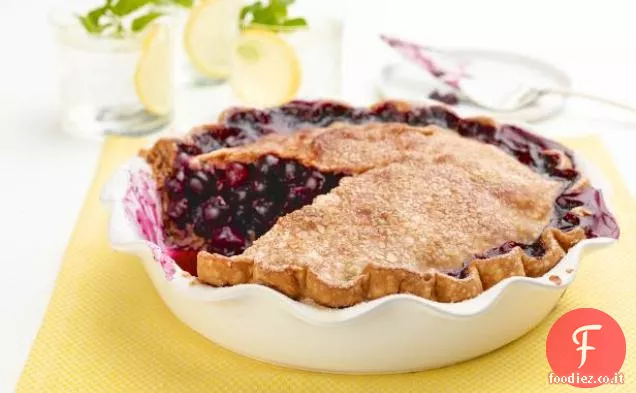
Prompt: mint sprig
<box><xmin>77</xmin><ymin>0</ymin><xmax>191</xmax><ymax>37</ymax></box>
<box><xmin>240</xmin><ymin>0</ymin><xmax>308</xmax><ymax>31</ymax></box>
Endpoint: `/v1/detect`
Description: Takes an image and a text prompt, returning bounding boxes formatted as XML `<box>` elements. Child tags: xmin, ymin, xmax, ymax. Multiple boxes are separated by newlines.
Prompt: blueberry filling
<box><xmin>163</xmin><ymin>101</ymin><xmax>619</xmax><ymax>277</ymax></box>
<box><xmin>428</xmin><ymin>90</ymin><xmax>460</xmax><ymax>105</ymax></box>
<box><xmin>164</xmin><ymin>153</ymin><xmax>345</xmax><ymax>268</ymax></box>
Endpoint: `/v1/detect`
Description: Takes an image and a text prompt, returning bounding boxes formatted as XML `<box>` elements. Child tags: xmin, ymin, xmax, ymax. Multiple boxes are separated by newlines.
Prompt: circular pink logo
<box><xmin>546</xmin><ymin>308</ymin><xmax>626</xmax><ymax>388</ymax></box>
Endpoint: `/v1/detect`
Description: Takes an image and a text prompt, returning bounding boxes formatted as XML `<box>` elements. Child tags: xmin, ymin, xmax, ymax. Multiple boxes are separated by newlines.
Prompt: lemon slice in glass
<box><xmin>229</xmin><ymin>29</ymin><xmax>301</xmax><ymax>107</ymax></box>
<box><xmin>184</xmin><ymin>0</ymin><xmax>242</xmax><ymax>79</ymax></box>
<box><xmin>135</xmin><ymin>24</ymin><xmax>172</xmax><ymax>116</ymax></box>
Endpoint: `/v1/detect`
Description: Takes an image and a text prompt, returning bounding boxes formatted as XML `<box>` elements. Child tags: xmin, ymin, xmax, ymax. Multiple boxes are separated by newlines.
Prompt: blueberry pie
<box><xmin>141</xmin><ymin>100</ymin><xmax>619</xmax><ymax>307</ymax></box>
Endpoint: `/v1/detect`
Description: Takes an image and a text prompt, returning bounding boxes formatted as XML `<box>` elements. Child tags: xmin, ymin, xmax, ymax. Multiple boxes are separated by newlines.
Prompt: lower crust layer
<box><xmin>196</xmin><ymin>227</ymin><xmax>587</xmax><ymax>308</ymax></box>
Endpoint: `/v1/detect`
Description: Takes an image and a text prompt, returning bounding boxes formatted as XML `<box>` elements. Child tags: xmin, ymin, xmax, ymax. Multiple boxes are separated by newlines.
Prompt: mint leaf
<box><xmin>132</xmin><ymin>11</ymin><xmax>163</xmax><ymax>32</ymax></box>
<box><xmin>77</xmin><ymin>5</ymin><xmax>110</xmax><ymax>34</ymax></box>
<box><xmin>111</xmin><ymin>0</ymin><xmax>151</xmax><ymax>17</ymax></box>
<box><xmin>87</xmin><ymin>5</ymin><xmax>108</xmax><ymax>25</ymax></box>
<box><xmin>240</xmin><ymin>2</ymin><xmax>263</xmax><ymax>22</ymax></box>
<box><xmin>252</xmin><ymin>7</ymin><xmax>276</xmax><ymax>24</ymax></box>
<box><xmin>172</xmin><ymin>0</ymin><xmax>193</xmax><ymax>7</ymax></box>
<box><xmin>240</xmin><ymin>0</ymin><xmax>307</xmax><ymax>30</ymax></box>
<box><xmin>282</xmin><ymin>17</ymin><xmax>307</xmax><ymax>27</ymax></box>
<box><xmin>272</xmin><ymin>0</ymin><xmax>294</xmax><ymax>6</ymax></box>
<box><xmin>150</xmin><ymin>0</ymin><xmax>192</xmax><ymax>6</ymax></box>
<box><xmin>268</xmin><ymin>1</ymin><xmax>288</xmax><ymax>24</ymax></box>
<box><xmin>77</xmin><ymin>0</ymin><xmax>180</xmax><ymax>36</ymax></box>
<box><xmin>77</xmin><ymin>15</ymin><xmax>102</xmax><ymax>34</ymax></box>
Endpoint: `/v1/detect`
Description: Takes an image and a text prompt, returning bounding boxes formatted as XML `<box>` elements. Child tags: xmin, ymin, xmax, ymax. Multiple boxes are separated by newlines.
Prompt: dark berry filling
<box><xmin>166</xmin><ymin>249</ymin><xmax>199</xmax><ymax>276</ymax></box>
<box><xmin>161</xmin><ymin>101</ymin><xmax>619</xmax><ymax>277</ymax></box>
<box><xmin>165</xmin><ymin>153</ymin><xmax>345</xmax><ymax>263</ymax></box>
<box><xmin>478</xmin><ymin>240</ymin><xmax>548</xmax><ymax>260</ymax></box>
<box><xmin>553</xmin><ymin>186</ymin><xmax>620</xmax><ymax>238</ymax></box>
<box><xmin>428</xmin><ymin>90</ymin><xmax>460</xmax><ymax>105</ymax></box>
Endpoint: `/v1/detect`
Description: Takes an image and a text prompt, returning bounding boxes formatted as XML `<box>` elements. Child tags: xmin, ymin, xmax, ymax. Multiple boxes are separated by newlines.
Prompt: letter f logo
<box><xmin>572</xmin><ymin>324</ymin><xmax>603</xmax><ymax>368</ymax></box>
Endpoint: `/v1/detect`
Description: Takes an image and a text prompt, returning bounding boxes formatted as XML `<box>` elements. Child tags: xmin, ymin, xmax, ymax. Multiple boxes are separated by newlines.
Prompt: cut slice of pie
<box><xmin>140</xmin><ymin>100</ymin><xmax>619</xmax><ymax>307</ymax></box>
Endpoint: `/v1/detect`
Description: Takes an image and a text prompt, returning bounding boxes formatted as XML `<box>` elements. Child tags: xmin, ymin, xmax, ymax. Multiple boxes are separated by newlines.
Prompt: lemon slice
<box><xmin>135</xmin><ymin>24</ymin><xmax>172</xmax><ymax>115</ymax></box>
<box><xmin>184</xmin><ymin>0</ymin><xmax>242</xmax><ymax>78</ymax></box>
<box><xmin>230</xmin><ymin>29</ymin><xmax>301</xmax><ymax>107</ymax></box>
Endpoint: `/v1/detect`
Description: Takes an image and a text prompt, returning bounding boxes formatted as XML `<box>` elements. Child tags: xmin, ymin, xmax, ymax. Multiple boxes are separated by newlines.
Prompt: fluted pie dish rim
<box><xmin>103</xmin><ymin>99</ymin><xmax>619</xmax><ymax>318</ymax></box>
<box><xmin>135</xmin><ymin>100</ymin><xmax>619</xmax><ymax>308</ymax></box>
<box><xmin>103</xmin><ymin>148</ymin><xmax>616</xmax><ymax>321</ymax></box>
<box><xmin>101</xmin><ymin>101</ymin><xmax>618</xmax><ymax>372</ymax></box>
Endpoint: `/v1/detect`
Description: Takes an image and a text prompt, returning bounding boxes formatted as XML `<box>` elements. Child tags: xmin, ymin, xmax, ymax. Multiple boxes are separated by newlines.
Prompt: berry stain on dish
<box><xmin>136</xmin><ymin>100</ymin><xmax>619</xmax><ymax>308</ymax></box>
<box><xmin>428</xmin><ymin>90</ymin><xmax>460</xmax><ymax>105</ymax></box>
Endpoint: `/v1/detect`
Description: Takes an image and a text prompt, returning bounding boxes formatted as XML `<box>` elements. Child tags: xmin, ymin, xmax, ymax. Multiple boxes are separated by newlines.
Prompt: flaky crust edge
<box><xmin>199</xmin><ymin>101</ymin><xmax>592</xmax><ymax>307</ymax></box>
<box><xmin>197</xmin><ymin>225</ymin><xmax>587</xmax><ymax>308</ymax></box>
<box><xmin>139</xmin><ymin>100</ymin><xmax>595</xmax><ymax>307</ymax></box>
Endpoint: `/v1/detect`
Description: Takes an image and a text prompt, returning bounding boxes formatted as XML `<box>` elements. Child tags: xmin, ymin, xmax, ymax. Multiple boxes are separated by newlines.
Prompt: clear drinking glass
<box><xmin>284</xmin><ymin>15</ymin><xmax>343</xmax><ymax>100</ymax></box>
<box><xmin>50</xmin><ymin>7</ymin><xmax>174</xmax><ymax>139</ymax></box>
<box><xmin>229</xmin><ymin>13</ymin><xmax>343</xmax><ymax>106</ymax></box>
<box><xmin>172</xmin><ymin>0</ymin><xmax>243</xmax><ymax>87</ymax></box>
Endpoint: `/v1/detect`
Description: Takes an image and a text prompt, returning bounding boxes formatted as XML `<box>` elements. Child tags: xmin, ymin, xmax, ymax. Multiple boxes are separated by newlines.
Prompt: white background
<box><xmin>1</xmin><ymin>0</ymin><xmax>636</xmax><ymax>390</ymax></box>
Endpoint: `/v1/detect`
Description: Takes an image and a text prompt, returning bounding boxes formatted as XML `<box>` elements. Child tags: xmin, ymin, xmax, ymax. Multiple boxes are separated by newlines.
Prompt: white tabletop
<box><xmin>1</xmin><ymin>0</ymin><xmax>636</xmax><ymax>390</ymax></box>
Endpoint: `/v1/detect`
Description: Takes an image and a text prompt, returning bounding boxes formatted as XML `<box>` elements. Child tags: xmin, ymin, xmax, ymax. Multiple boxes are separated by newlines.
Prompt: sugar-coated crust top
<box><xmin>195</xmin><ymin>124</ymin><xmax>583</xmax><ymax>307</ymax></box>
<box><xmin>139</xmin><ymin>100</ymin><xmax>612</xmax><ymax>307</ymax></box>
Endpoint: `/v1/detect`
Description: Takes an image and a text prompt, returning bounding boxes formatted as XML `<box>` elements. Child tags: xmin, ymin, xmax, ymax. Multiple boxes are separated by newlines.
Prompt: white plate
<box><xmin>376</xmin><ymin>49</ymin><xmax>572</xmax><ymax>123</ymax></box>
<box><xmin>101</xmin><ymin>122</ymin><xmax>615</xmax><ymax>374</ymax></box>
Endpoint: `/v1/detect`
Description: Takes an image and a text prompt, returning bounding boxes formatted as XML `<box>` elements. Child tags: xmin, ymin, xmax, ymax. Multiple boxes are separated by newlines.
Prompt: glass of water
<box><xmin>229</xmin><ymin>11</ymin><xmax>343</xmax><ymax>107</ymax></box>
<box><xmin>172</xmin><ymin>0</ymin><xmax>243</xmax><ymax>87</ymax></box>
<box><xmin>50</xmin><ymin>6</ymin><xmax>174</xmax><ymax>139</ymax></box>
<box><xmin>284</xmin><ymin>15</ymin><xmax>343</xmax><ymax>100</ymax></box>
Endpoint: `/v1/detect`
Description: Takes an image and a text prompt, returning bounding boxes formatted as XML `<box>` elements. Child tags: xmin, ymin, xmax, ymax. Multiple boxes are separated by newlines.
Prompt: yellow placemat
<box><xmin>17</xmin><ymin>135</ymin><xmax>635</xmax><ymax>392</ymax></box>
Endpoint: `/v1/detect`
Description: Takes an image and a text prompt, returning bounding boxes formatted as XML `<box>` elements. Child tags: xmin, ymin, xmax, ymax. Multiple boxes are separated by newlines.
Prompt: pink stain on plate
<box><xmin>122</xmin><ymin>168</ymin><xmax>177</xmax><ymax>280</ymax></box>
<box><xmin>380</xmin><ymin>34</ymin><xmax>470</xmax><ymax>89</ymax></box>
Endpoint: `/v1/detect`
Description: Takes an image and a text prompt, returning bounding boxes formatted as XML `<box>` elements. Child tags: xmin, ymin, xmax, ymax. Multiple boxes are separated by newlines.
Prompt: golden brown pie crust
<box><xmin>141</xmin><ymin>104</ymin><xmax>592</xmax><ymax>308</ymax></box>
<box><xmin>193</xmin><ymin>124</ymin><xmax>586</xmax><ymax>307</ymax></box>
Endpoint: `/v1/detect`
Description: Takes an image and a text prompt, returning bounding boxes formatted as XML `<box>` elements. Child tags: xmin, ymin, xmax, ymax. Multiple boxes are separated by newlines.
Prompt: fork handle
<box><xmin>540</xmin><ymin>87</ymin><xmax>636</xmax><ymax>114</ymax></box>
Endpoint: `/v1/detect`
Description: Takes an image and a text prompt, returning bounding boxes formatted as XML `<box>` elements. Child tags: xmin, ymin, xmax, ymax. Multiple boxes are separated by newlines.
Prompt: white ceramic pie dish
<box><xmin>101</xmin><ymin>128</ymin><xmax>616</xmax><ymax>374</ymax></box>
